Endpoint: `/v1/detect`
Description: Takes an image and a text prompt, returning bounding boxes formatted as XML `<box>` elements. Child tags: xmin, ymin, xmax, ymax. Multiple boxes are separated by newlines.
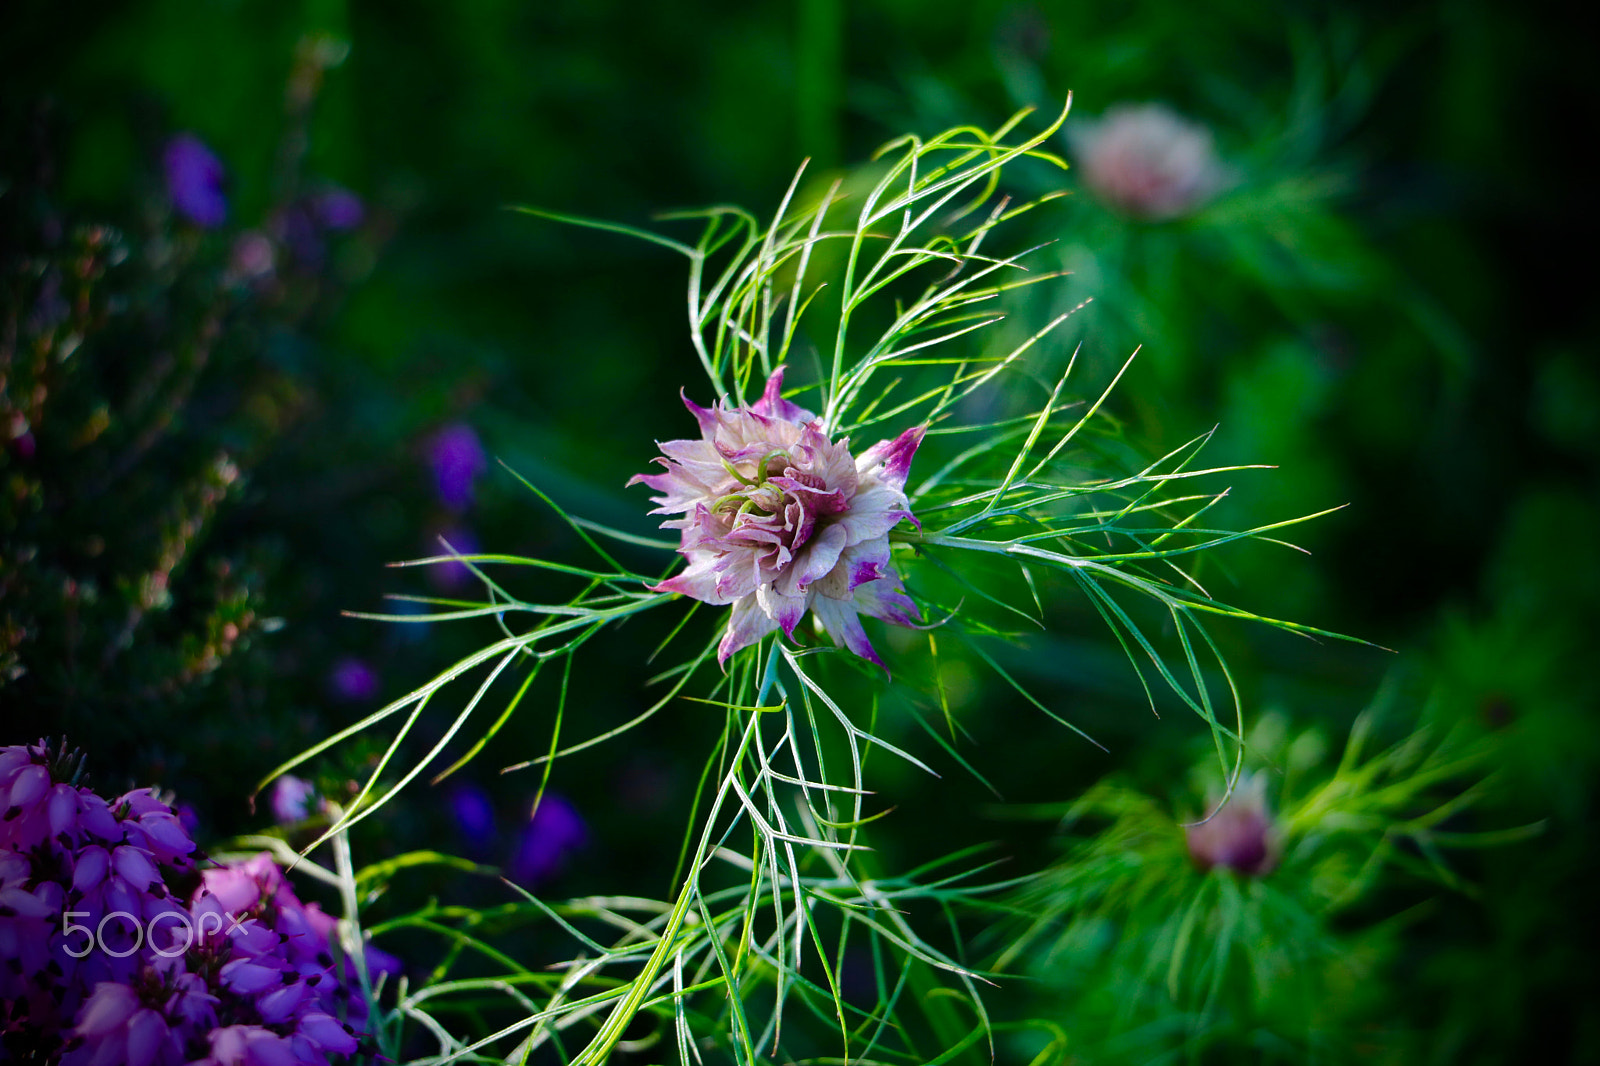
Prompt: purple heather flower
<box><xmin>1185</xmin><ymin>778</ymin><xmax>1280</xmax><ymax>877</ymax></box>
<box><xmin>311</xmin><ymin>186</ymin><xmax>365</xmax><ymax>231</ymax></box>
<box><xmin>4</xmin><ymin>741</ymin><xmax>380</xmax><ymax>1063</ymax></box>
<box><xmin>269</xmin><ymin>776</ymin><xmax>317</xmax><ymax>825</ymax></box>
<box><xmin>328</xmin><ymin>657</ymin><xmax>379</xmax><ymax>702</ymax></box>
<box><xmin>1073</xmin><ymin>104</ymin><xmax>1226</xmax><ymax>221</ymax></box>
<box><xmin>66</xmin><ymin>981</ymin><xmax>183</xmax><ymax>1066</ymax></box>
<box><xmin>630</xmin><ymin>367</ymin><xmax>924</xmax><ymax>666</ymax></box>
<box><xmin>428</xmin><ymin>423</ymin><xmax>487</xmax><ymax>511</ymax></box>
<box><xmin>446</xmin><ymin>783</ymin><xmax>497</xmax><ymax>851</ymax></box>
<box><xmin>508</xmin><ymin>793</ymin><xmax>586</xmax><ymax>887</ymax></box>
<box><xmin>193</xmin><ymin>1024</ymin><xmax>299</xmax><ymax>1066</ymax></box>
<box><xmin>162</xmin><ymin>134</ymin><xmax>228</xmax><ymax>229</ymax></box>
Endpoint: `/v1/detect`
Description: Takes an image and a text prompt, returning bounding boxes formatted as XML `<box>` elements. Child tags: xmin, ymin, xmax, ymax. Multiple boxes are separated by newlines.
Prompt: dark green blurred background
<box><xmin>3</xmin><ymin>0</ymin><xmax>1596</xmax><ymax>1061</ymax></box>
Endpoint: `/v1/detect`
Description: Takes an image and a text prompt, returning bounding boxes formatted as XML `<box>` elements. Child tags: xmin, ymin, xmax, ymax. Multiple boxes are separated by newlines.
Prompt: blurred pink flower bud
<box><xmin>1074</xmin><ymin>104</ymin><xmax>1227</xmax><ymax>220</ymax></box>
<box><xmin>1185</xmin><ymin>778</ymin><xmax>1280</xmax><ymax>876</ymax></box>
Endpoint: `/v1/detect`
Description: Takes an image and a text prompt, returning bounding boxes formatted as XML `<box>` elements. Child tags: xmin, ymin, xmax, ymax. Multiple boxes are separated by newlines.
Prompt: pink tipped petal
<box><xmin>810</xmin><ymin>595</ymin><xmax>883</xmax><ymax>667</ymax></box>
<box><xmin>856</xmin><ymin>425</ymin><xmax>924</xmax><ymax>490</ymax></box>
<box><xmin>837</xmin><ymin>539</ymin><xmax>892</xmax><ymax>591</ymax></box>
<box><xmin>785</xmin><ymin>523</ymin><xmax>848</xmax><ymax>594</ymax></box>
<box><xmin>756</xmin><ymin>584</ymin><xmax>809</xmax><ymax>638</ymax></box>
<box><xmin>718</xmin><ymin>595</ymin><xmax>780</xmax><ymax>664</ymax></box>
<box><xmin>652</xmin><ymin>562</ymin><xmax>732</xmax><ymax>604</ymax></box>
<box><xmin>853</xmin><ymin>572</ymin><xmax>922</xmax><ymax>626</ymax></box>
<box><xmin>830</xmin><ymin>484</ymin><xmax>907</xmax><ymax>545</ymax></box>
<box><xmin>750</xmin><ymin>367</ymin><xmax>815</xmax><ymax>424</ymax></box>
<box><xmin>681</xmin><ymin>390</ymin><xmax>720</xmax><ymax>435</ymax></box>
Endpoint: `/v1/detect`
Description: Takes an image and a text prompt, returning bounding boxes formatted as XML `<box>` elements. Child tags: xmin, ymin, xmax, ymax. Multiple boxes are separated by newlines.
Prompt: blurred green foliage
<box><xmin>3</xmin><ymin>0</ymin><xmax>1595</xmax><ymax>1061</ymax></box>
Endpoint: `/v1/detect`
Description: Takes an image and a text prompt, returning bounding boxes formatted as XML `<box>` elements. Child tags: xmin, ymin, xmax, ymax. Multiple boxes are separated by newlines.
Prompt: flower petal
<box><xmin>810</xmin><ymin>594</ymin><xmax>883</xmax><ymax>667</ymax></box>
<box><xmin>852</xmin><ymin>571</ymin><xmax>921</xmax><ymax>626</ymax></box>
<box><xmin>749</xmin><ymin>367</ymin><xmax>815</xmax><ymax>424</ymax></box>
<box><xmin>855</xmin><ymin>425</ymin><xmax>924</xmax><ymax>492</ymax></box>
<box><xmin>718</xmin><ymin>594</ymin><xmax>780</xmax><ymax>664</ymax></box>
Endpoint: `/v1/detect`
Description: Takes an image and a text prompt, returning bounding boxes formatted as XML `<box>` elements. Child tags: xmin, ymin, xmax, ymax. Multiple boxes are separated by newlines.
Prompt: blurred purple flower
<box><xmin>312</xmin><ymin>187</ymin><xmax>365</xmax><ymax>231</ymax></box>
<box><xmin>328</xmin><ymin>657</ymin><xmax>379</xmax><ymax>702</ymax></box>
<box><xmin>162</xmin><ymin>134</ymin><xmax>228</xmax><ymax>229</ymax></box>
<box><xmin>447</xmin><ymin>783</ymin><xmax>497</xmax><ymax>852</ymax></box>
<box><xmin>508</xmin><ymin>793</ymin><xmax>586</xmax><ymax>887</ymax></box>
<box><xmin>269</xmin><ymin>776</ymin><xmax>316</xmax><ymax>824</ymax></box>
<box><xmin>426</xmin><ymin>526</ymin><xmax>481</xmax><ymax>593</ymax></box>
<box><xmin>1185</xmin><ymin>780</ymin><xmax>1279</xmax><ymax>877</ymax></box>
<box><xmin>428</xmin><ymin>423</ymin><xmax>487</xmax><ymax>511</ymax></box>
<box><xmin>1072</xmin><ymin>104</ymin><xmax>1227</xmax><ymax>221</ymax></box>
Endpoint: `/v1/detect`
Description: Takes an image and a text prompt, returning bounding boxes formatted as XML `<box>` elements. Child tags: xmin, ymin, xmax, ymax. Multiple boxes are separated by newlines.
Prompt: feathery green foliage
<box><xmin>262</xmin><ymin>106</ymin><xmax>1355</xmax><ymax>1064</ymax></box>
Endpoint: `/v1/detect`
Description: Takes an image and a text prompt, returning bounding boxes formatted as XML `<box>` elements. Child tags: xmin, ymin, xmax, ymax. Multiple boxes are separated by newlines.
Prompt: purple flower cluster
<box><xmin>1</xmin><ymin>741</ymin><xmax>384</xmax><ymax>1064</ymax></box>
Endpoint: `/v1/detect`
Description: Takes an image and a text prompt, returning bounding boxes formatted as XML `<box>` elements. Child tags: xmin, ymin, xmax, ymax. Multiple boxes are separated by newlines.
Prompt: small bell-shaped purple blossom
<box><xmin>509</xmin><ymin>793</ymin><xmax>587</xmax><ymax>887</ymax></box>
<box><xmin>428</xmin><ymin>423</ymin><xmax>487</xmax><ymax>511</ymax></box>
<box><xmin>162</xmin><ymin>134</ymin><xmax>228</xmax><ymax>229</ymax></box>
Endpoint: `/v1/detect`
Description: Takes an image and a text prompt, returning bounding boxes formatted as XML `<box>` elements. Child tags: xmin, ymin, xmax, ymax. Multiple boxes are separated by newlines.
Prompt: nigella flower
<box><xmin>1072</xmin><ymin>104</ymin><xmax>1227</xmax><ymax>221</ymax></box>
<box><xmin>630</xmin><ymin>368</ymin><xmax>923</xmax><ymax>666</ymax></box>
<box><xmin>1185</xmin><ymin>777</ymin><xmax>1280</xmax><ymax>877</ymax></box>
<box><xmin>162</xmin><ymin>134</ymin><xmax>228</xmax><ymax>229</ymax></box>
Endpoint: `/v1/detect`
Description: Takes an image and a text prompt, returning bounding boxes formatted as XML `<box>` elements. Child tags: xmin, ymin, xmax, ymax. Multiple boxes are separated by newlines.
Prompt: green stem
<box><xmin>571</xmin><ymin>712</ymin><xmax>763</xmax><ymax>1064</ymax></box>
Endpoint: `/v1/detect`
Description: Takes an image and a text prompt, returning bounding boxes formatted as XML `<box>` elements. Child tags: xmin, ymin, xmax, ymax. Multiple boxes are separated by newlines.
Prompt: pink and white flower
<box><xmin>1073</xmin><ymin>103</ymin><xmax>1227</xmax><ymax>221</ymax></box>
<box><xmin>630</xmin><ymin>368</ymin><xmax>923</xmax><ymax>666</ymax></box>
